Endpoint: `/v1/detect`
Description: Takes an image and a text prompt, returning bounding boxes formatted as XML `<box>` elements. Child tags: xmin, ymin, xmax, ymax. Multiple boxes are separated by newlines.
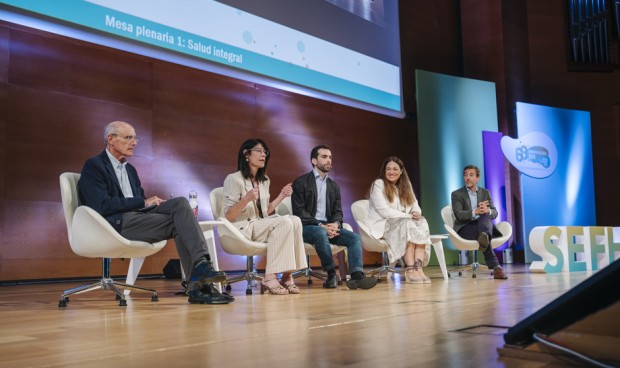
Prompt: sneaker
<box><xmin>477</xmin><ymin>232</ymin><xmax>490</xmax><ymax>252</ymax></box>
<box><xmin>346</xmin><ymin>276</ymin><xmax>378</xmax><ymax>290</ymax></box>
<box><xmin>493</xmin><ymin>267</ymin><xmax>508</xmax><ymax>280</ymax></box>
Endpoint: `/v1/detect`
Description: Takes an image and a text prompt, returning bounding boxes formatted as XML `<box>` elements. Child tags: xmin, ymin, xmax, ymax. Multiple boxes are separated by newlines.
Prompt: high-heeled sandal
<box><xmin>405</xmin><ymin>266</ymin><xmax>424</xmax><ymax>284</ymax></box>
<box><xmin>261</xmin><ymin>278</ymin><xmax>289</xmax><ymax>295</ymax></box>
<box><xmin>414</xmin><ymin>259</ymin><xmax>431</xmax><ymax>284</ymax></box>
<box><xmin>280</xmin><ymin>279</ymin><xmax>300</xmax><ymax>294</ymax></box>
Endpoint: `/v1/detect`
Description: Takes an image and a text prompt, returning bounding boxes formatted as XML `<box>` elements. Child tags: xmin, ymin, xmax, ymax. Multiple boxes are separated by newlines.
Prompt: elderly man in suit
<box><xmin>78</xmin><ymin>120</ymin><xmax>234</xmax><ymax>304</ymax></box>
<box><xmin>451</xmin><ymin>165</ymin><xmax>508</xmax><ymax>279</ymax></box>
<box><xmin>292</xmin><ymin>145</ymin><xmax>377</xmax><ymax>290</ymax></box>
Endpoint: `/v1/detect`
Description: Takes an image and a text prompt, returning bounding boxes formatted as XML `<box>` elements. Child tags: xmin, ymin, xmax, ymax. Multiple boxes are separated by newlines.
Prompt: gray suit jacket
<box><xmin>450</xmin><ymin>186</ymin><xmax>501</xmax><ymax>237</ymax></box>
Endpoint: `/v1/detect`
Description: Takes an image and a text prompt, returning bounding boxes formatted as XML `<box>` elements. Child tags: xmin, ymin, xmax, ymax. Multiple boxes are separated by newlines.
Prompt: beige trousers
<box><xmin>242</xmin><ymin>215</ymin><xmax>307</xmax><ymax>274</ymax></box>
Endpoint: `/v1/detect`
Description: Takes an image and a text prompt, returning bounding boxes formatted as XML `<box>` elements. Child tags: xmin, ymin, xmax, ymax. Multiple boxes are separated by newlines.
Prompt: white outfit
<box><xmin>364</xmin><ymin>179</ymin><xmax>431</xmax><ymax>264</ymax></box>
<box><xmin>222</xmin><ymin>171</ymin><xmax>307</xmax><ymax>274</ymax></box>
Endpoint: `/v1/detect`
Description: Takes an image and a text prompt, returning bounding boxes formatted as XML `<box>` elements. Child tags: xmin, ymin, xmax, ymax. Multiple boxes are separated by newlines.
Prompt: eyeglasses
<box><xmin>251</xmin><ymin>148</ymin><xmax>269</xmax><ymax>156</ymax></box>
<box><xmin>111</xmin><ymin>134</ymin><xmax>139</xmax><ymax>143</ymax></box>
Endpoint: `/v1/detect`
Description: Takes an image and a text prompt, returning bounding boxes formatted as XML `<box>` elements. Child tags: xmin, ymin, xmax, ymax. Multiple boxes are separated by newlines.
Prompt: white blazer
<box><xmin>222</xmin><ymin>171</ymin><xmax>271</xmax><ymax>237</ymax></box>
<box><xmin>364</xmin><ymin>179</ymin><xmax>421</xmax><ymax>239</ymax></box>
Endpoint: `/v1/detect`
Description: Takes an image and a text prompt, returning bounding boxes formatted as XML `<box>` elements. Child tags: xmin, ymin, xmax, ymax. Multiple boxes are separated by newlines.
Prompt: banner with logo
<box><xmin>501</xmin><ymin>102</ymin><xmax>596</xmax><ymax>262</ymax></box>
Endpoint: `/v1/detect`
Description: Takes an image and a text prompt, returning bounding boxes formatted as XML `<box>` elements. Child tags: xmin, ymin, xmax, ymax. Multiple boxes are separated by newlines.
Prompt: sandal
<box><xmin>261</xmin><ymin>278</ymin><xmax>289</xmax><ymax>295</ymax></box>
<box><xmin>405</xmin><ymin>266</ymin><xmax>424</xmax><ymax>284</ymax></box>
<box><xmin>414</xmin><ymin>259</ymin><xmax>431</xmax><ymax>284</ymax></box>
<box><xmin>281</xmin><ymin>279</ymin><xmax>301</xmax><ymax>294</ymax></box>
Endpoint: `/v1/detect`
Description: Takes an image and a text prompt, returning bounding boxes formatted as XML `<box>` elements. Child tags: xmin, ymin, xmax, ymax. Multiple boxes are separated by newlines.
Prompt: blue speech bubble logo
<box><xmin>501</xmin><ymin>132</ymin><xmax>558</xmax><ymax>178</ymax></box>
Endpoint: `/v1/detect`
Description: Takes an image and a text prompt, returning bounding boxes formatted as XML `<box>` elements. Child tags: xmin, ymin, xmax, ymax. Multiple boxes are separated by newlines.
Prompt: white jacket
<box><xmin>364</xmin><ymin>179</ymin><xmax>421</xmax><ymax>239</ymax></box>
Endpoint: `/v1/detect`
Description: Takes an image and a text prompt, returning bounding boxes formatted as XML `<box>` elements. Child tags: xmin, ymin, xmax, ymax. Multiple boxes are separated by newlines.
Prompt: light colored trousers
<box><xmin>236</xmin><ymin>215</ymin><xmax>307</xmax><ymax>274</ymax></box>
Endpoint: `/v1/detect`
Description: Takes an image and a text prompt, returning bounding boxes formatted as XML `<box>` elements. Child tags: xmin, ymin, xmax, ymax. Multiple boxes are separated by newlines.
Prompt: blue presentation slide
<box><xmin>0</xmin><ymin>0</ymin><xmax>402</xmax><ymax>113</ymax></box>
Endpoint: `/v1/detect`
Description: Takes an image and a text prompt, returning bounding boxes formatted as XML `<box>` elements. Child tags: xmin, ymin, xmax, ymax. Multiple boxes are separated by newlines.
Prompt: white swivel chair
<box><xmin>351</xmin><ymin>199</ymin><xmax>404</xmax><ymax>282</ymax></box>
<box><xmin>58</xmin><ymin>172</ymin><xmax>167</xmax><ymax>307</ymax></box>
<box><xmin>441</xmin><ymin>205</ymin><xmax>513</xmax><ymax>278</ymax></box>
<box><xmin>209</xmin><ymin>187</ymin><xmax>268</xmax><ymax>294</ymax></box>
<box><xmin>276</xmin><ymin>197</ymin><xmax>347</xmax><ymax>285</ymax></box>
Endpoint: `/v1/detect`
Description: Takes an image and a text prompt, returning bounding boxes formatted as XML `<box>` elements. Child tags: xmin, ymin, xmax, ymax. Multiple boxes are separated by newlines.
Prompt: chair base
<box><xmin>366</xmin><ymin>251</ymin><xmax>405</xmax><ymax>283</ymax></box>
<box><xmin>58</xmin><ymin>277</ymin><xmax>159</xmax><ymax>307</ymax></box>
<box><xmin>223</xmin><ymin>271</ymin><xmax>263</xmax><ymax>295</ymax></box>
<box><xmin>451</xmin><ymin>250</ymin><xmax>494</xmax><ymax>278</ymax></box>
<box><xmin>367</xmin><ymin>265</ymin><xmax>405</xmax><ymax>282</ymax></box>
<box><xmin>291</xmin><ymin>267</ymin><xmax>342</xmax><ymax>286</ymax></box>
<box><xmin>452</xmin><ymin>263</ymin><xmax>491</xmax><ymax>278</ymax></box>
<box><xmin>222</xmin><ymin>256</ymin><xmax>264</xmax><ymax>295</ymax></box>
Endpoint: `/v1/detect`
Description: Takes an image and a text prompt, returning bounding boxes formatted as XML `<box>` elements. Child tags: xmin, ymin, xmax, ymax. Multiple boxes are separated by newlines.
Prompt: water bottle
<box><xmin>189</xmin><ymin>190</ymin><xmax>198</xmax><ymax>218</ymax></box>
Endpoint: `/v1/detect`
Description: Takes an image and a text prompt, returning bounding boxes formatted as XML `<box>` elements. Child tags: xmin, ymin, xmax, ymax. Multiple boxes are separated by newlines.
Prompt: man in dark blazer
<box><xmin>451</xmin><ymin>164</ymin><xmax>508</xmax><ymax>279</ymax></box>
<box><xmin>292</xmin><ymin>145</ymin><xmax>377</xmax><ymax>290</ymax></box>
<box><xmin>78</xmin><ymin>121</ymin><xmax>233</xmax><ymax>304</ymax></box>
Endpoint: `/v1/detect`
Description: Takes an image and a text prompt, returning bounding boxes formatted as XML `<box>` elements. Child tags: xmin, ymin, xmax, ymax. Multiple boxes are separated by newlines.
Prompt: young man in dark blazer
<box><xmin>292</xmin><ymin>145</ymin><xmax>377</xmax><ymax>290</ymax></box>
<box><xmin>78</xmin><ymin>121</ymin><xmax>233</xmax><ymax>304</ymax></box>
<box><xmin>451</xmin><ymin>165</ymin><xmax>508</xmax><ymax>279</ymax></box>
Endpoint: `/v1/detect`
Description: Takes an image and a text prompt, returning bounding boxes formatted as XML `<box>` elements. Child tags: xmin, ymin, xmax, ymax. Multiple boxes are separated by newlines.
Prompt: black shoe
<box><xmin>190</xmin><ymin>258</ymin><xmax>226</xmax><ymax>284</ymax></box>
<box><xmin>188</xmin><ymin>288</ymin><xmax>231</xmax><ymax>304</ymax></box>
<box><xmin>477</xmin><ymin>232</ymin><xmax>490</xmax><ymax>252</ymax></box>
<box><xmin>200</xmin><ymin>282</ymin><xmax>235</xmax><ymax>302</ymax></box>
<box><xmin>323</xmin><ymin>272</ymin><xmax>338</xmax><ymax>289</ymax></box>
<box><xmin>346</xmin><ymin>276</ymin><xmax>377</xmax><ymax>290</ymax></box>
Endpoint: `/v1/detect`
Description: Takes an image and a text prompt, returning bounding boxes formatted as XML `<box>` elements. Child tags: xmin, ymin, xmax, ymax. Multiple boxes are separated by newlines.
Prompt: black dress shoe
<box><xmin>190</xmin><ymin>259</ymin><xmax>227</xmax><ymax>284</ymax></box>
<box><xmin>200</xmin><ymin>282</ymin><xmax>235</xmax><ymax>302</ymax></box>
<box><xmin>188</xmin><ymin>289</ymin><xmax>231</xmax><ymax>304</ymax></box>
<box><xmin>323</xmin><ymin>272</ymin><xmax>338</xmax><ymax>289</ymax></box>
<box><xmin>346</xmin><ymin>276</ymin><xmax>378</xmax><ymax>290</ymax></box>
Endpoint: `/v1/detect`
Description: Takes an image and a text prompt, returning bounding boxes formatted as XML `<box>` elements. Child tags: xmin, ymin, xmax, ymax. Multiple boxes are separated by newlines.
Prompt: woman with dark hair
<box><xmin>221</xmin><ymin>138</ymin><xmax>307</xmax><ymax>295</ymax></box>
<box><xmin>363</xmin><ymin>157</ymin><xmax>432</xmax><ymax>283</ymax></box>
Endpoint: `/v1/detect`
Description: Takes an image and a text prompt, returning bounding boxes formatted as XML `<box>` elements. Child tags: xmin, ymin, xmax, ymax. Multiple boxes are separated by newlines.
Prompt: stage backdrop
<box><xmin>416</xmin><ymin>70</ymin><xmax>502</xmax><ymax>263</ymax></box>
<box><xmin>502</xmin><ymin>102</ymin><xmax>596</xmax><ymax>262</ymax></box>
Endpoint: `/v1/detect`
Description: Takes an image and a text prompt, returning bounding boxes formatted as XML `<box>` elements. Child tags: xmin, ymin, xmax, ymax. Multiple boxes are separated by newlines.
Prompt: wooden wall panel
<box><xmin>0</xmin><ymin>83</ymin><xmax>5</xmax><ymax>279</ymax></box>
<box><xmin>153</xmin><ymin>63</ymin><xmax>256</xmax><ymax>123</ymax></box>
<box><xmin>9</xmin><ymin>28</ymin><xmax>153</xmax><ymax>109</ymax></box>
<box><xmin>400</xmin><ymin>1</ymin><xmax>460</xmax><ymax>114</ymax></box>
<box><xmin>0</xmin><ymin>25</ymin><xmax>8</xmax><ymax>83</ymax></box>
<box><xmin>4</xmin><ymin>85</ymin><xmax>154</xmax><ymax>201</ymax></box>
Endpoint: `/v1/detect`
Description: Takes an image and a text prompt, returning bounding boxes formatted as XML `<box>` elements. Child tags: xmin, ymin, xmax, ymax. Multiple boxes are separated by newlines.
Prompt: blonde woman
<box><xmin>364</xmin><ymin>157</ymin><xmax>432</xmax><ymax>283</ymax></box>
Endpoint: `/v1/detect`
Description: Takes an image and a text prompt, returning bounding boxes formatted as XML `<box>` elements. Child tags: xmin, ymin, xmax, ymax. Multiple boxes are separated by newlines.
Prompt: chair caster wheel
<box><xmin>225</xmin><ymin>284</ymin><xmax>232</xmax><ymax>292</ymax></box>
<box><xmin>245</xmin><ymin>289</ymin><xmax>253</xmax><ymax>295</ymax></box>
<box><xmin>377</xmin><ymin>278</ymin><xmax>383</xmax><ymax>283</ymax></box>
<box><xmin>337</xmin><ymin>280</ymin><xmax>343</xmax><ymax>285</ymax></box>
<box><xmin>307</xmin><ymin>279</ymin><xmax>313</xmax><ymax>285</ymax></box>
<box><xmin>151</xmin><ymin>294</ymin><xmax>159</xmax><ymax>302</ymax></box>
<box><xmin>58</xmin><ymin>299</ymin><xmax>67</xmax><ymax>308</ymax></box>
<box><xmin>472</xmin><ymin>274</ymin><xmax>477</xmax><ymax>278</ymax></box>
<box><xmin>458</xmin><ymin>271</ymin><xmax>463</xmax><ymax>277</ymax></box>
<box><xmin>115</xmin><ymin>294</ymin><xmax>121</xmax><ymax>300</ymax></box>
<box><xmin>119</xmin><ymin>299</ymin><xmax>127</xmax><ymax>306</ymax></box>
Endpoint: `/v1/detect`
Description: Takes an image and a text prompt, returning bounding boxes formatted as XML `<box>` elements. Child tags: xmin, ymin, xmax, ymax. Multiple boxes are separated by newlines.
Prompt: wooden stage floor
<box><xmin>0</xmin><ymin>264</ymin><xmax>605</xmax><ymax>367</ymax></box>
